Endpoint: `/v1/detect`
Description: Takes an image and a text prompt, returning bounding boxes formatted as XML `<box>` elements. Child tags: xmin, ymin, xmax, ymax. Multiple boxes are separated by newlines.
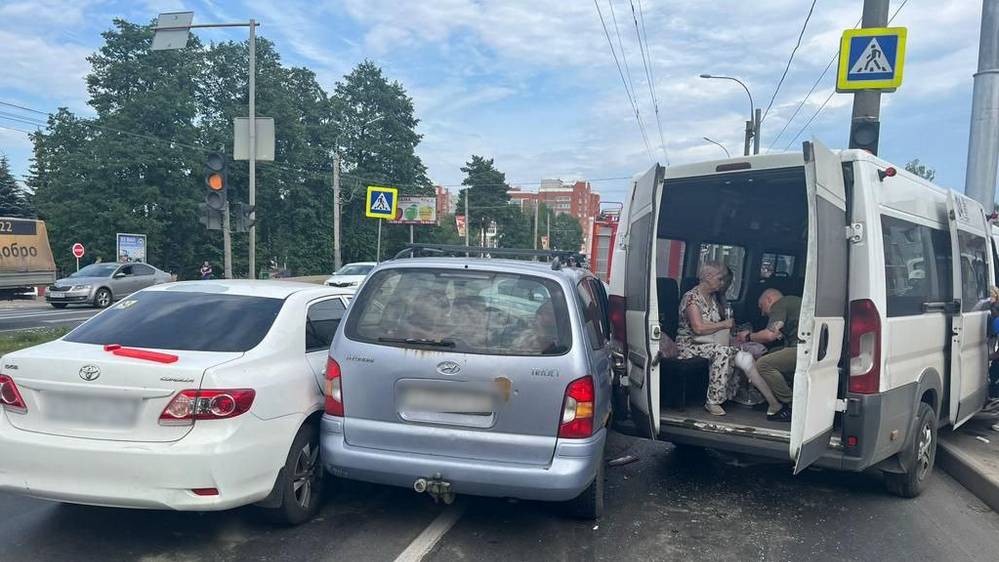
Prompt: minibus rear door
<box><xmin>791</xmin><ymin>139</ymin><xmax>849</xmax><ymax>474</ymax></box>
<box><xmin>624</xmin><ymin>164</ymin><xmax>665</xmax><ymax>439</ymax></box>
<box><xmin>945</xmin><ymin>191</ymin><xmax>991</xmax><ymax>428</ymax></box>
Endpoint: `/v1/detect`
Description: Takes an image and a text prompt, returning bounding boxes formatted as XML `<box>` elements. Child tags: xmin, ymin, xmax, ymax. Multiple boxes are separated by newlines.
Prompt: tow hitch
<box><xmin>413</xmin><ymin>474</ymin><xmax>456</xmax><ymax>504</ymax></box>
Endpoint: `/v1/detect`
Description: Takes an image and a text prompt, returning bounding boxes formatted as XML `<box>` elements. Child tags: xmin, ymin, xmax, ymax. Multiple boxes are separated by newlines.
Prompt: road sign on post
<box><xmin>72</xmin><ymin>242</ymin><xmax>84</xmax><ymax>272</ymax></box>
<box><xmin>388</xmin><ymin>196</ymin><xmax>438</xmax><ymax>225</ymax></box>
<box><xmin>837</xmin><ymin>27</ymin><xmax>907</xmax><ymax>92</ymax></box>
<box><xmin>365</xmin><ymin>186</ymin><xmax>398</xmax><ymax>219</ymax></box>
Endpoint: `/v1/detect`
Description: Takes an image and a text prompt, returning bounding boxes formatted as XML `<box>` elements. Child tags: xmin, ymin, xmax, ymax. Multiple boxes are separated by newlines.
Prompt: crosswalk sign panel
<box><xmin>837</xmin><ymin>27</ymin><xmax>906</xmax><ymax>92</ymax></box>
<box><xmin>366</xmin><ymin>186</ymin><xmax>398</xmax><ymax>219</ymax></box>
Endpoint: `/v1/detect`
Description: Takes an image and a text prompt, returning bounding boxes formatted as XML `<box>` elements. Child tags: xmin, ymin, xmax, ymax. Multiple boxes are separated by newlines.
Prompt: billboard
<box><xmin>455</xmin><ymin>215</ymin><xmax>466</xmax><ymax>237</ymax></box>
<box><xmin>116</xmin><ymin>232</ymin><xmax>146</xmax><ymax>263</ymax></box>
<box><xmin>388</xmin><ymin>196</ymin><xmax>438</xmax><ymax>225</ymax></box>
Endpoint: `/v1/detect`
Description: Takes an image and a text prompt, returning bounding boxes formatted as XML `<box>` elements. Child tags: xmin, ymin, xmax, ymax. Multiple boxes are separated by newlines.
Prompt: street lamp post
<box><xmin>699</xmin><ymin>74</ymin><xmax>760</xmax><ymax>155</ymax></box>
<box><xmin>702</xmin><ymin>137</ymin><xmax>731</xmax><ymax>158</ymax></box>
<box><xmin>332</xmin><ymin>115</ymin><xmax>384</xmax><ymax>271</ymax></box>
<box><xmin>152</xmin><ymin>11</ymin><xmax>260</xmax><ymax>277</ymax></box>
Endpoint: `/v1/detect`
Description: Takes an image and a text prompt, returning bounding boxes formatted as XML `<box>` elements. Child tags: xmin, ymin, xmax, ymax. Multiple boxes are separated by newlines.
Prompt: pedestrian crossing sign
<box><xmin>365</xmin><ymin>185</ymin><xmax>398</xmax><ymax>219</ymax></box>
<box><xmin>837</xmin><ymin>27</ymin><xmax>906</xmax><ymax>92</ymax></box>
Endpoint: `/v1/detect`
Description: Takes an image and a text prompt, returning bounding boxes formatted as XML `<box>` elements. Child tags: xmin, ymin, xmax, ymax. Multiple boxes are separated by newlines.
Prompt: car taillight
<box><xmin>559</xmin><ymin>376</ymin><xmax>595</xmax><ymax>439</ymax></box>
<box><xmin>848</xmin><ymin>299</ymin><xmax>881</xmax><ymax>394</ymax></box>
<box><xmin>0</xmin><ymin>374</ymin><xmax>26</xmax><ymax>414</ymax></box>
<box><xmin>324</xmin><ymin>357</ymin><xmax>344</xmax><ymax>416</ymax></box>
<box><xmin>158</xmin><ymin>389</ymin><xmax>255</xmax><ymax>425</ymax></box>
<box><xmin>609</xmin><ymin>295</ymin><xmax>627</xmax><ymax>346</ymax></box>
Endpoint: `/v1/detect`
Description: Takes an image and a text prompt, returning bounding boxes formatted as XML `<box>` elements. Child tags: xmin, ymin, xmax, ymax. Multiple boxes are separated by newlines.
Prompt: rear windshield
<box><xmin>65</xmin><ymin>291</ymin><xmax>284</xmax><ymax>352</ymax></box>
<box><xmin>345</xmin><ymin>268</ymin><xmax>572</xmax><ymax>356</ymax></box>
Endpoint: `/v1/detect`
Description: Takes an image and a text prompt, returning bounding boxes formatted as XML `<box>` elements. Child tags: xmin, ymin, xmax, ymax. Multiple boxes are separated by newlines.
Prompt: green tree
<box><xmin>904</xmin><ymin>159</ymin><xmax>936</xmax><ymax>182</ymax></box>
<box><xmin>549</xmin><ymin>212</ymin><xmax>584</xmax><ymax>252</ymax></box>
<box><xmin>0</xmin><ymin>155</ymin><xmax>32</xmax><ymax>218</ymax></box>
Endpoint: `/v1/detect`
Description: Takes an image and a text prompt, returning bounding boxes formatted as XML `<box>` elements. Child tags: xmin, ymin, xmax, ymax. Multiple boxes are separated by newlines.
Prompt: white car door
<box><xmin>790</xmin><ymin>139</ymin><xmax>849</xmax><ymax>474</ymax></box>
<box><xmin>305</xmin><ymin>297</ymin><xmax>349</xmax><ymax>382</ymax></box>
<box><xmin>624</xmin><ymin>164</ymin><xmax>665</xmax><ymax>439</ymax></box>
<box><xmin>945</xmin><ymin>191</ymin><xmax>992</xmax><ymax>427</ymax></box>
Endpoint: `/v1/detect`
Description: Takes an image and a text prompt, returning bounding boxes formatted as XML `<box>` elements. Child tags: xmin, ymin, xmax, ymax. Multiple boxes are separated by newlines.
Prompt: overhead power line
<box><xmin>761</xmin><ymin>0</ymin><xmax>819</xmax><ymax>125</ymax></box>
<box><xmin>593</xmin><ymin>0</ymin><xmax>656</xmax><ymax>162</ymax></box>
<box><xmin>781</xmin><ymin>0</ymin><xmax>909</xmax><ymax>151</ymax></box>
<box><xmin>631</xmin><ymin>0</ymin><xmax>669</xmax><ymax>164</ymax></box>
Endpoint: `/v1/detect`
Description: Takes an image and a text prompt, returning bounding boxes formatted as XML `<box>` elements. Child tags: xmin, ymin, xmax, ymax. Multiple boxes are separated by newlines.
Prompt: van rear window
<box><xmin>345</xmin><ymin>268</ymin><xmax>572</xmax><ymax>356</ymax></box>
<box><xmin>65</xmin><ymin>291</ymin><xmax>283</xmax><ymax>352</ymax></box>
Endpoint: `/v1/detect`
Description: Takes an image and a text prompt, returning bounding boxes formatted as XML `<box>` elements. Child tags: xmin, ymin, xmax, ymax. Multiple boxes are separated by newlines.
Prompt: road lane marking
<box><xmin>0</xmin><ymin>310</ymin><xmax>97</xmax><ymax>320</ymax></box>
<box><xmin>393</xmin><ymin>503</ymin><xmax>466</xmax><ymax>562</ymax></box>
<box><xmin>42</xmin><ymin>316</ymin><xmax>94</xmax><ymax>324</ymax></box>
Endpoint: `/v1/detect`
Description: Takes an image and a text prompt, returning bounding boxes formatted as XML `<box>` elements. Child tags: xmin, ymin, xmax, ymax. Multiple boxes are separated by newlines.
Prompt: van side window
<box><xmin>577</xmin><ymin>280</ymin><xmax>607</xmax><ymax>350</ymax></box>
<box><xmin>957</xmin><ymin>232</ymin><xmax>989</xmax><ymax>312</ymax></box>
<box><xmin>881</xmin><ymin>215</ymin><xmax>952</xmax><ymax>316</ymax></box>
<box><xmin>761</xmin><ymin>252</ymin><xmax>796</xmax><ymax>278</ymax></box>
<box><xmin>699</xmin><ymin>243</ymin><xmax>746</xmax><ymax>300</ymax></box>
<box><xmin>656</xmin><ymin>239</ymin><xmax>686</xmax><ymax>279</ymax></box>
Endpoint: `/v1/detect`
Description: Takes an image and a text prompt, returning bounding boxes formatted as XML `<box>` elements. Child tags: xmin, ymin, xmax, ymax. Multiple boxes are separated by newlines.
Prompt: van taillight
<box><xmin>848</xmin><ymin>299</ymin><xmax>881</xmax><ymax>394</ymax></box>
<box><xmin>0</xmin><ymin>374</ymin><xmax>26</xmax><ymax>414</ymax></box>
<box><xmin>609</xmin><ymin>295</ymin><xmax>627</xmax><ymax>346</ymax></box>
<box><xmin>559</xmin><ymin>376</ymin><xmax>595</xmax><ymax>439</ymax></box>
<box><xmin>325</xmin><ymin>358</ymin><xmax>344</xmax><ymax>416</ymax></box>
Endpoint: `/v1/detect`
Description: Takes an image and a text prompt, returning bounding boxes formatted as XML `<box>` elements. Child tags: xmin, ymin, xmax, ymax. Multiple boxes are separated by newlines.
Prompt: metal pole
<box><xmin>546</xmin><ymin>211</ymin><xmax>551</xmax><ymax>249</ymax></box>
<box><xmin>753</xmin><ymin>108</ymin><xmax>762</xmax><ymax>155</ymax></box>
<box><xmin>223</xmin><ymin>200</ymin><xmax>233</xmax><ymax>279</ymax></box>
<box><xmin>332</xmin><ymin>152</ymin><xmax>342</xmax><ymax>271</ymax></box>
<box><xmin>743</xmin><ymin>120</ymin><xmax>752</xmax><ymax>156</ymax></box>
<box><xmin>703</xmin><ymin>137</ymin><xmax>731</xmax><ymax>158</ymax></box>
<box><xmin>965</xmin><ymin>0</ymin><xmax>999</xmax><ymax>210</ymax></box>
<box><xmin>76</xmin><ymin>257</ymin><xmax>79</xmax><ymax>272</ymax></box>
<box><xmin>464</xmin><ymin>188</ymin><xmax>470</xmax><ymax>247</ymax></box>
<box><xmin>849</xmin><ymin>0</ymin><xmax>890</xmax><ymax>153</ymax></box>
<box><xmin>376</xmin><ymin>219</ymin><xmax>382</xmax><ymax>262</ymax></box>
<box><xmin>248</xmin><ymin>19</ymin><xmax>257</xmax><ymax>279</ymax></box>
<box><xmin>533</xmin><ymin>200</ymin><xmax>540</xmax><ymax>249</ymax></box>
<box><xmin>410</xmin><ymin>224</ymin><xmax>414</xmax><ymax>244</ymax></box>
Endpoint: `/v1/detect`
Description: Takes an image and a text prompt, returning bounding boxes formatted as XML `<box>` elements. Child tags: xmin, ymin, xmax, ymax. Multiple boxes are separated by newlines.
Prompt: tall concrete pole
<box><xmin>464</xmin><ymin>188</ymin><xmax>470</xmax><ymax>247</ymax></box>
<box><xmin>222</xmin><ymin>200</ymin><xmax>233</xmax><ymax>278</ymax></box>
<box><xmin>965</xmin><ymin>0</ymin><xmax>999</xmax><ymax>211</ymax></box>
<box><xmin>332</xmin><ymin>151</ymin><xmax>342</xmax><ymax>271</ymax></box>
<box><xmin>533</xmin><ymin>199</ymin><xmax>540</xmax><ymax>249</ymax></box>
<box><xmin>753</xmin><ymin>108</ymin><xmax>762</xmax><ymax>155</ymax></box>
<box><xmin>849</xmin><ymin>0</ymin><xmax>889</xmax><ymax>154</ymax></box>
<box><xmin>248</xmin><ymin>20</ymin><xmax>257</xmax><ymax>279</ymax></box>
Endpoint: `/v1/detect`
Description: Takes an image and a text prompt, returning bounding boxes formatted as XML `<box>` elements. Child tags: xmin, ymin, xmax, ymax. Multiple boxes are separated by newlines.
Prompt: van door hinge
<box><xmin>834</xmin><ymin>399</ymin><xmax>848</xmax><ymax>412</ymax></box>
<box><xmin>845</xmin><ymin>223</ymin><xmax>864</xmax><ymax>243</ymax></box>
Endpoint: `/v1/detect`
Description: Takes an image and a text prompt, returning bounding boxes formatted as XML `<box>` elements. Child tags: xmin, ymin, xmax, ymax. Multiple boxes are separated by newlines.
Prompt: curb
<box><xmin>937</xmin><ymin>437</ymin><xmax>999</xmax><ymax>513</ymax></box>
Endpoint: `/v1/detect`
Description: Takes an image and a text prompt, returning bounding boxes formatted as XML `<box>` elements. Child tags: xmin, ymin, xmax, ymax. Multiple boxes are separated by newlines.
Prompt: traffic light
<box><xmin>204</xmin><ymin>152</ymin><xmax>227</xmax><ymax>211</ymax></box>
<box><xmin>232</xmin><ymin>203</ymin><xmax>256</xmax><ymax>233</ymax></box>
<box><xmin>848</xmin><ymin>117</ymin><xmax>880</xmax><ymax>155</ymax></box>
<box><xmin>198</xmin><ymin>203</ymin><xmax>223</xmax><ymax>230</ymax></box>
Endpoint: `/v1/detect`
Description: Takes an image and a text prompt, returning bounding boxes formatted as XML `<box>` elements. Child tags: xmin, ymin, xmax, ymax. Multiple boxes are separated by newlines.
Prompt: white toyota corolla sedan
<box><xmin>0</xmin><ymin>280</ymin><xmax>352</xmax><ymax>525</ymax></box>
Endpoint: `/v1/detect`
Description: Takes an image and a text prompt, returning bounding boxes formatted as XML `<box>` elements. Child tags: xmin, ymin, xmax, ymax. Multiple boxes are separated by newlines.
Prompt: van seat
<box><xmin>656</xmin><ymin>277</ymin><xmax>710</xmax><ymax>409</ymax></box>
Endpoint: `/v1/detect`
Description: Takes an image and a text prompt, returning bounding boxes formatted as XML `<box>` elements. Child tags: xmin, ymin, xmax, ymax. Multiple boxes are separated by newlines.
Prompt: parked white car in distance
<box><xmin>324</xmin><ymin>262</ymin><xmax>376</xmax><ymax>289</ymax></box>
<box><xmin>0</xmin><ymin>280</ymin><xmax>353</xmax><ymax>525</ymax></box>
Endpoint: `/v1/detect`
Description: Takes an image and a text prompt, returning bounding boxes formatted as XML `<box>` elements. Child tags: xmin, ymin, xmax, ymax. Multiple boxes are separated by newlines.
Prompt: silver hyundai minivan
<box><xmin>319</xmin><ymin>249</ymin><xmax>612</xmax><ymax>518</ymax></box>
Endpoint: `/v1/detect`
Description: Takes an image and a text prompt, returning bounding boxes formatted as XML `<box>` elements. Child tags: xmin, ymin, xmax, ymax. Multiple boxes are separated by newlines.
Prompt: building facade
<box><xmin>507</xmin><ymin>179</ymin><xmax>601</xmax><ymax>252</ymax></box>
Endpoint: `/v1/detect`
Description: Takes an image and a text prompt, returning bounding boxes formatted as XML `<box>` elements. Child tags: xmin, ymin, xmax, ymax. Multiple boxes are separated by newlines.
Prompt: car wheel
<box><xmin>266</xmin><ymin>423</ymin><xmax>324</xmax><ymax>525</ymax></box>
<box><xmin>93</xmin><ymin>288</ymin><xmax>112</xmax><ymax>309</ymax></box>
<box><xmin>50</xmin><ymin>303</ymin><xmax>67</xmax><ymax>309</ymax></box>
<box><xmin>884</xmin><ymin>402</ymin><xmax>937</xmax><ymax>498</ymax></box>
<box><xmin>564</xmin><ymin>456</ymin><xmax>604</xmax><ymax>520</ymax></box>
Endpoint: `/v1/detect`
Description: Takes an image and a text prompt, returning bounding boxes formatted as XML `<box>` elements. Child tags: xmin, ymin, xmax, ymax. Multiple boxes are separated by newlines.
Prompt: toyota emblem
<box><xmin>436</xmin><ymin>361</ymin><xmax>461</xmax><ymax>375</ymax></box>
<box><xmin>79</xmin><ymin>364</ymin><xmax>101</xmax><ymax>382</ymax></box>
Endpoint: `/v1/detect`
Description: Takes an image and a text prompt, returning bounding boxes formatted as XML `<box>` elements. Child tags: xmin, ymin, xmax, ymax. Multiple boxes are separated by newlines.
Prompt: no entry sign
<box><xmin>72</xmin><ymin>243</ymin><xmax>85</xmax><ymax>259</ymax></box>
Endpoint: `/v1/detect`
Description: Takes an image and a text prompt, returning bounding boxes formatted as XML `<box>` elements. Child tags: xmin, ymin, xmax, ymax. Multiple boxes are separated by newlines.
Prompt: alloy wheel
<box><xmin>292</xmin><ymin>441</ymin><xmax>320</xmax><ymax>509</ymax></box>
<box><xmin>916</xmin><ymin>422</ymin><xmax>933</xmax><ymax>480</ymax></box>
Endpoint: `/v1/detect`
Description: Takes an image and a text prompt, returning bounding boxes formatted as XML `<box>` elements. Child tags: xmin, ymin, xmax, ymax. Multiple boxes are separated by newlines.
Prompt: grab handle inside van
<box><xmin>921</xmin><ymin>300</ymin><xmax>961</xmax><ymax>315</ymax></box>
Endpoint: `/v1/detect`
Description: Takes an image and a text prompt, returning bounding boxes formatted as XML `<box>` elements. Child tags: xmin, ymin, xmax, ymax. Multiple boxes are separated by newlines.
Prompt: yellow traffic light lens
<box><xmin>207</xmin><ymin>173</ymin><xmax>224</xmax><ymax>191</ymax></box>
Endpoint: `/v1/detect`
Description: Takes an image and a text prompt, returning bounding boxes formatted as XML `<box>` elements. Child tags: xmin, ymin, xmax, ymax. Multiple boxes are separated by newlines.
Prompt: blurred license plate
<box><xmin>45</xmin><ymin>393</ymin><xmax>140</xmax><ymax>426</ymax></box>
<box><xmin>401</xmin><ymin>388</ymin><xmax>493</xmax><ymax>414</ymax></box>
<box><xmin>48</xmin><ymin>293</ymin><xmax>64</xmax><ymax>299</ymax></box>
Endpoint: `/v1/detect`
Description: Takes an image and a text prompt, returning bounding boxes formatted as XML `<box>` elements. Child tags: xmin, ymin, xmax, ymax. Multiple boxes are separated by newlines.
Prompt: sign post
<box><xmin>388</xmin><ymin>196</ymin><xmax>438</xmax><ymax>246</ymax></box>
<box><xmin>365</xmin><ymin>186</ymin><xmax>398</xmax><ymax>263</ymax></box>
<box><xmin>72</xmin><ymin>242</ymin><xmax>85</xmax><ymax>272</ymax></box>
<box><xmin>837</xmin><ymin>24</ymin><xmax>907</xmax><ymax>155</ymax></box>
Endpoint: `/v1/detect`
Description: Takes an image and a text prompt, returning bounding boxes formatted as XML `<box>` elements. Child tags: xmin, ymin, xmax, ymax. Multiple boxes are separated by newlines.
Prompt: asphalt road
<box><xmin>1</xmin><ymin>431</ymin><xmax>996</xmax><ymax>562</ymax></box>
<box><xmin>0</xmin><ymin>305</ymin><xmax>99</xmax><ymax>332</ymax></box>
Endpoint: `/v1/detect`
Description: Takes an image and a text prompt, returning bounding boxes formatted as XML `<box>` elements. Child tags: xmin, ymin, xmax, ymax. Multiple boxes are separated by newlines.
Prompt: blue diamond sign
<box><xmin>365</xmin><ymin>185</ymin><xmax>398</xmax><ymax>219</ymax></box>
<box><xmin>837</xmin><ymin>27</ymin><xmax>907</xmax><ymax>93</ymax></box>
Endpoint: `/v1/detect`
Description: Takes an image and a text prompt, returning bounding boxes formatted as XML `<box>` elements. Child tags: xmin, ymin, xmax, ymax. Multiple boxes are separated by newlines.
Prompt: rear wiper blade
<box><xmin>378</xmin><ymin>337</ymin><xmax>456</xmax><ymax>348</ymax></box>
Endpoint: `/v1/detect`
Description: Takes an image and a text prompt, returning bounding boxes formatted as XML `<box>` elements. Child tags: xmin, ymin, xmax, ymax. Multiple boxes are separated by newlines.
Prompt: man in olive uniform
<box><xmin>741</xmin><ymin>288</ymin><xmax>800</xmax><ymax>422</ymax></box>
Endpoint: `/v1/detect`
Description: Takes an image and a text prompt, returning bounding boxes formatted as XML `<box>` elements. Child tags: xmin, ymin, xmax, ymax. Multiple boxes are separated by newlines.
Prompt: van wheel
<box><xmin>265</xmin><ymin>423</ymin><xmax>324</xmax><ymax>525</ymax></box>
<box><xmin>565</xmin><ymin>458</ymin><xmax>604</xmax><ymax>520</ymax></box>
<box><xmin>884</xmin><ymin>402</ymin><xmax>937</xmax><ymax>498</ymax></box>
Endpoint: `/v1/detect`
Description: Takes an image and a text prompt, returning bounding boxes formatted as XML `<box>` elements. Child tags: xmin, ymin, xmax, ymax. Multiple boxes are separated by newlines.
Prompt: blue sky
<box><xmin>0</xmin><ymin>0</ymin><xmax>986</xmax><ymax>205</ymax></box>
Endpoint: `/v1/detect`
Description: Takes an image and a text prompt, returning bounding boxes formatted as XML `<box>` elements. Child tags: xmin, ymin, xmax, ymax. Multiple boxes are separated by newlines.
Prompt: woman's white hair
<box><xmin>697</xmin><ymin>260</ymin><xmax>725</xmax><ymax>282</ymax></box>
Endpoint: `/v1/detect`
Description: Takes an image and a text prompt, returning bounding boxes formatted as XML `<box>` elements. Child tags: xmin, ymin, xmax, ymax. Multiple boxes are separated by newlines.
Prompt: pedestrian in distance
<box><xmin>200</xmin><ymin>261</ymin><xmax>214</xmax><ymax>280</ymax></box>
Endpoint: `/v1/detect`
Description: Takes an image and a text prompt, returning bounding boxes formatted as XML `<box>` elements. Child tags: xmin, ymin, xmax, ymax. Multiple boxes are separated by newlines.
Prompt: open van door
<box><xmin>945</xmin><ymin>191</ymin><xmax>992</xmax><ymax>428</ymax></box>
<box><xmin>791</xmin><ymin>139</ymin><xmax>849</xmax><ymax>474</ymax></box>
<box><xmin>623</xmin><ymin>164</ymin><xmax>665</xmax><ymax>439</ymax></box>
